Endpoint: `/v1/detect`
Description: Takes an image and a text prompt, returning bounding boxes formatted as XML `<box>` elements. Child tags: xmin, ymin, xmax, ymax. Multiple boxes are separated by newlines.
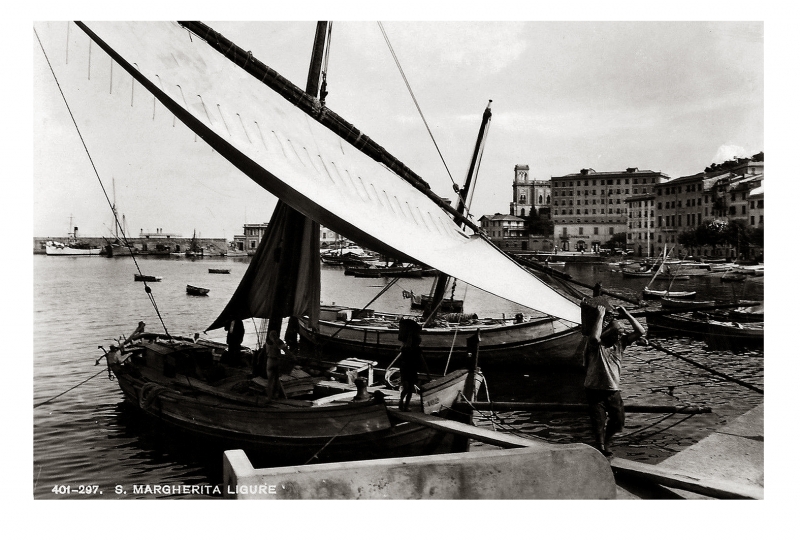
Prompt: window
<box><xmin>593</xmin><ymin>227</ymin><xmax>599</xmax><ymax>235</ymax></box>
<box><xmin>584</xmin><ymin>180</ymin><xmax>589</xmax><ymax>186</ymax></box>
<box><xmin>633</xmin><ymin>188</ymin><xmax>638</xmax><ymax>194</ymax></box>
<box><xmin>731</xmin><ymin>193</ymin><xmax>736</xmax><ymax>202</ymax></box>
<box><xmin>592</xmin><ymin>180</ymin><xmax>596</xmax><ymax>186</ymax></box>
<box><xmin>730</xmin><ymin>206</ymin><xmax>736</xmax><ymax>215</ymax></box>
<box><xmin>658</xmin><ymin>189</ymin><xmax>662</xmax><ymax>196</ymax></box>
<box><xmin>592</xmin><ymin>209</ymin><xmax>596</xmax><ymax>214</ymax></box>
<box><xmin>577</xmin><ymin>200</ymin><xmax>581</xmax><ymax>205</ymax></box>
<box><xmin>625</xmin><ymin>189</ymin><xmax>630</xmax><ymax>194</ymax></box>
<box><xmin>609</xmin><ymin>227</ymin><xmax>614</xmax><ymax>235</ymax></box>
<box><xmin>562</xmin><ymin>227</ymin><xmax>567</xmax><ymax>236</ymax></box>
<box><xmin>616</xmin><ymin>199</ymin><xmax>621</xmax><ymax>204</ymax></box>
<box><xmin>759</xmin><ymin>215</ymin><xmax>763</xmax><ymax>224</ymax></box>
<box><xmin>750</xmin><ymin>200</ymin><xmax>755</xmax><ymax>209</ymax></box>
<box><xmin>578</xmin><ymin>227</ymin><xmax>583</xmax><ymax>235</ymax></box>
<box><xmin>657</xmin><ymin>202</ymin><xmax>662</xmax><ymax>209</ymax></box>
<box><xmin>538</xmin><ymin>195</ymin><xmax>543</xmax><ymax>204</ymax></box>
<box><xmin>625</xmin><ymin>179</ymin><xmax>629</xmax><ymax>184</ymax></box>
<box><xmin>577</xmin><ymin>190</ymin><xmax>581</xmax><ymax>196</ymax></box>
<box><xmin>546</xmin><ymin>195</ymin><xmax>550</xmax><ymax>204</ymax></box>
<box><xmin>751</xmin><ymin>216</ymin><xmax>755</xmax><ymax>225</ymax></box>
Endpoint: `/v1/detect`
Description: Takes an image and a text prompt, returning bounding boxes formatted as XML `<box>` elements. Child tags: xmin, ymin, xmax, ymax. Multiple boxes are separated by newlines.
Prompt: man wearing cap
<box><xmin>584</xmin><ymin>303</ymin><xmax>645</xmax><ymax>457</ymax></box>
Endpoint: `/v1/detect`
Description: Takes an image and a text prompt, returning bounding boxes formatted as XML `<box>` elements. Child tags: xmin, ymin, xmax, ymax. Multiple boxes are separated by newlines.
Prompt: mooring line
<box><xmin>649</xmin><ymin>340</ymin><xmax>763</xmax><ymax>395</ymax></box>
<box><xmin>34</xmin><ymin>367</ymin><xmax>109</xmax><ymax>409</ymax></box>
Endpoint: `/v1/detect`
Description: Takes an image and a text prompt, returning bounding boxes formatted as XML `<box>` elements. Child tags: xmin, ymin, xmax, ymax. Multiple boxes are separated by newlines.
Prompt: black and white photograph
<box><xmin>22</xmin><ymin>2</ymin><xmax>788</xmax><ymax>531</ymax></box>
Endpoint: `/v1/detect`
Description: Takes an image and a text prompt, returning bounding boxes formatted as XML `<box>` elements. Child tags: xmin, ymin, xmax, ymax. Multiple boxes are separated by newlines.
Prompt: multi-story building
<box><xmin>479</xmin><ymin>213</ymin><xmax>554</xmax><ymax>252</ymax></box>
<box><xmin>510</xmin><ymin>165</ymin><xmax>551</xmax><ymax>218</ymax></box>
<box><xmin>625</xmin><ymin>193</ymin><xmax>656</xmax><ymax>257</ymax></box>
<box><xmin>551</xmin><ymin>167</ymin><xmax>669</xmax><ymax>252</ymax></box>
<box><xmin>626</xmin><ymin>160</ymin><xmax>764</xmax><ymax>258</ymax></box>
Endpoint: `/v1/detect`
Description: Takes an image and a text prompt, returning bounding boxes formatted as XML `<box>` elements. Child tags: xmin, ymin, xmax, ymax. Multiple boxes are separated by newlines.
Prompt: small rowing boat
<box><xmin>186</xmin><ymin>285</ymin><xmax>210</xmax><ymax>296</ymax></box>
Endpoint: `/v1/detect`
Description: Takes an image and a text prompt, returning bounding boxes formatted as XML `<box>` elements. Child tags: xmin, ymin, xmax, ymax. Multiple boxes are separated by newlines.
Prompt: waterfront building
<box><xmin>233</xmin><ymin>221</ymin><xmax>348</xmax><ymax>252</ymax></box>
<box><xmin>551</xmin><ymin>167</ymin><xmax>669</xmax><ymax>252</ymax></box>
<box><xmin>626</xmin><ymin>154</ymin><xmax>764</xmax><ymax>259</ymax></box>
<box><xmin>510</xmin><ymin>165</ymin><xmax>551</xmax><ymax>218</ymax></box>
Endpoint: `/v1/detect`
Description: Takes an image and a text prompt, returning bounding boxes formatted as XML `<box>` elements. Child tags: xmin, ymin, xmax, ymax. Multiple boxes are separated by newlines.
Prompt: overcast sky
<box><xmin>32</xmin><ymin>17</ymin><xmax>763</xmax><ymax>240</ymax></box>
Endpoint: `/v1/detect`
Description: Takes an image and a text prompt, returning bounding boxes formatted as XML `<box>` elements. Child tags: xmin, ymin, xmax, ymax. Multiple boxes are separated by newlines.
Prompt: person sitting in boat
<box><xmin>397</xmin><ymin>319</ymin><xmax>431</xmax><ymax>412</ymax></box>
<box><xmin>122</xmin><ymin>321</ymin><xmax>146</xmax><ymax>347</ymax></box>
<box><xmin>265</xmin><ymin>330</ymin><xmax>294</xmax><ymax>399</ymax></box>
<box><xmin>583</xmin><ymin>304</ymin><xmax>645</xmax><ymax>458</ymax></box>
<box><xmin>222</xmin><ymin>319</ymin><xmax>245</xmax><ymax>367</ymax></box>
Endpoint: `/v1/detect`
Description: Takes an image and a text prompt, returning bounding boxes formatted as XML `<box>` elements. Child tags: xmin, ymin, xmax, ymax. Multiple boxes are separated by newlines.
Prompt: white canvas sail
<box><xmin>37</xmin><ymin>21</ymin><xmax>581</xmax><ymax>324</ymax></box>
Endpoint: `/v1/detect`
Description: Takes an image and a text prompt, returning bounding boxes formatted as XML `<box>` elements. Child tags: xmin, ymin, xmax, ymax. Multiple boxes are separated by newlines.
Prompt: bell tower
<box><xmin>510</xmin><ymin>165</ymin><xmax>532</xmax><ymax>217</ymax></box>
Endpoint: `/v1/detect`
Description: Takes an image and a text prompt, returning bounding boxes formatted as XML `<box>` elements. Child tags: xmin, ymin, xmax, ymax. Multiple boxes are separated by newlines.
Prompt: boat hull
<box><xmin>298</xmin><ymin>314</ymin><xmax>583</xmax><ymax>371</ymax></box>
<box><xmin>45</xmin><ymin>244</ymin><xmax>101</xmax><ymax>256</ymax></box>
<box><xmin>108</xmin><ymin>337</ymin><xmax>475</xmax><ymax>466</ymax></box>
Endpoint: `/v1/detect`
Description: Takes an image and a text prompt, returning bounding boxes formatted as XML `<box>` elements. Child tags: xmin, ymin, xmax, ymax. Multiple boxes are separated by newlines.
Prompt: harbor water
<box><xmin>33</xmin><ymin>255</ymin><xmax>764</xmax><ymax>498</ymax></box>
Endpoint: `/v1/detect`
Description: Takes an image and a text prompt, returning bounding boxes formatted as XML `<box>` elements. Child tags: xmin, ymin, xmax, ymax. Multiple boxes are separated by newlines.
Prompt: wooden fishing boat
<box><xmin>186</xmin><ymin>285</ymin><xmax>210</xmax><ymax>296</ymax></box>
<box><xmin>297</xmin><ymin>307</ymin><xmax>583</xmax><ymax>371</ymax></box>
<box><xmin>705</xmin><ymin>319</ymin><xmax>764</xmax><ymax>343</ymax></box>
<box><xmin>208</xmin><ymin>268</ymin><xmax>231</xmax><ymax>274</ymax></box>
<box><xmin>108</xmin><ymin>334</ymin><xmax>481</xmax><ymax>465</ymax></box>
<box><xmin>42</xmin><ymin>21</ymin><xmax>586</xmax><ymax>467</ymax></box>
<box><xmin>406</xmin><ymin>291</ymin><xmax>464</xmax><ymax>313</ymax></box>
<box><xmin>708</xmin><ymin>263</ymin><xmax>736</xmax><ymax>273</ymax></box>
<box><xmin>724</xmin><ymin>305</ymin><xmax>764</xmax><ymax>323</ymax></box>
<box><xmin>134</xmin><ymin>274</ymin><xmax>162</xmax><ymax>282</ymax></box>
<box><xmin>659</xmin><ymin>297</ymin><xmax>714</xmax><ymax>309</ymax></box>
<box><xmin>351</xmin><ymin>264</ymin><xmax>424</xmax><ymax>278</ymax></box>
<box><xmin>642</xmin><ymin>288</ymin><xmax>697</xmax><ymax>300</ymax></box>
<box><xmin>622</xmin><ymin>268</ymin><xmax>655</xmax><ymax>278</ymax></box>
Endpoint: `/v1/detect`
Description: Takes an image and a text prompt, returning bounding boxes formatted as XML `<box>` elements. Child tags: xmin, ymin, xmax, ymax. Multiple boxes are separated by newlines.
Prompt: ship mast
<box><xmin>424</xmin><ymin>101</ymin><xmax>492</xmax><ymax>324</ymax></box>
<box><xmin>266</xmin><ymin>22</ymin><xmax>330</xmax><ymax>345</ymax></box>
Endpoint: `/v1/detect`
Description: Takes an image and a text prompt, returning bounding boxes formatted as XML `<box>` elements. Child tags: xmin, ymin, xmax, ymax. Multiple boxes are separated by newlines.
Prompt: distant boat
<box><xmin>642</xmin><ymin>288</ymin><xmax>697</xmax><ymax>300</ymax></box>
<box><xmin>622</xmin><ymin>268</ymin><xmax>654</xmax><ymax>278</ymax></box>
<box><xmin>134</xmin><ymin>274</ymin><xmax>162</xmax><ymax>282</ymax></box>
<box><xmin>405</xmin><ymin>290</ymin><xmax>464</xmax><ymax>313</ymax></box>
<box><xmin>46</xmin><ymin>240</ymin><xmax>102</xmax><ymax>256</ymax></box>
<box><xmin>659</xmin><ymin>297</ymin><xmax>714</xmax><ymax>309</ymax></box>
<box><xmin>186</xmin><ymin>284</ymin><xmax>210</xmax><ymax>296</ymax></box>
<box><xmin>208</xmin><ymin>268</ymin><xmax>231</xmax><ymax>274</ymax></box>
<box><xmin>706</xmin><ymin>319</ymin><xmax>764</xmax><ymax>343</ymax></box>
<box><xmin>45</xmin><ymin>219</ymin><xmax>101</xmax><ymax>255</ymax></box>
<box><xmin>351</xmin><ymin>263</ymin><xmax>424</xmax><ymax>278</ymax></box>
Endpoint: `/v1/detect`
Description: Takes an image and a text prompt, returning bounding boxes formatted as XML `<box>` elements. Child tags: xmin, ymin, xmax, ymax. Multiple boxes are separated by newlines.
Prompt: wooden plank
<box><xmin>387</xmin><ymin>409</ymin><xmax>548</xmax><ymax>449</ymax></box>
<box><xmin>610</xmin><ymin>457</ymin><xmax>763</xmax><ymax>499</ymax></box>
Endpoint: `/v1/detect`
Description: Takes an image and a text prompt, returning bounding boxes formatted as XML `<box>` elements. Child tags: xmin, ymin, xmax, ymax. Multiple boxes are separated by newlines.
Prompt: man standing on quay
<box><xmin>584</xmin><ymin>302</ymin><xmax>645</xmax><ymax>457</ymax></box>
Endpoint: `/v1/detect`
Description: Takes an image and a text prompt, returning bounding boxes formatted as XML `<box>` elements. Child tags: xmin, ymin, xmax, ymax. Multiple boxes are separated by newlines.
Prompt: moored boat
<box><xmin>105</xmin><ymin>333</ymin><xmax>480</xmax><ymax>465</ymax></box>
<box><xmin>642</xmin><ymin>288</ymin><xmax>697</xmax><ymax>300</ymax></box>
<box><xmin>186</xmin><ymin>284</ymin><xmax>210</xmax><ymax>296</ymax></box>
<box><xmin>45</xmin><ymin>240</ymin><xmax>102</xmax><ymax>256</ymax></box>
<box><xmin>134</xmin><ymin>274</ymin><xmax>162</xmax><ymax>282</ymax></box>
<box><xmin>406</xmin><ymin>291</ymin><xmax>464</xmax><ymax>313</ymax></box>
<box><xmin>659</xmin><ymin>297</ymin><xmax>714</xmax><ymax>309</ymax></box>
<box><xmin>208</xmin><ymin>268</ymin><xmax>231</xmax><ymax>274</ymax></box>
<box><xmin>297</xmin><ymin>306</ymin><xmax>583</xmax><ymax>372</ymax></box>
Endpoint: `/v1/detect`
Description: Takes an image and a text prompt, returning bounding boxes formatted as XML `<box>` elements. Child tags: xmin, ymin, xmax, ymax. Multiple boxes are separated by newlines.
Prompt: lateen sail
<box><xmin>38</xmin><ymin>21</ymin><xmax>581</xmax><ymax>324</ymax></box>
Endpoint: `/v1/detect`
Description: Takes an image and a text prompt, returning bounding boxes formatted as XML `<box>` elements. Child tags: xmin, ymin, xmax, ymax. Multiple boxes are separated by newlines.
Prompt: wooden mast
<box><xmin>425</xmin><ymin>101</ymin><xmax>492</xmax><ymax>323</ymax></box>
<box><xmin>267</xmin><ymin>22</ymin><xmax>329</xmax><ymax>346</ymax></box>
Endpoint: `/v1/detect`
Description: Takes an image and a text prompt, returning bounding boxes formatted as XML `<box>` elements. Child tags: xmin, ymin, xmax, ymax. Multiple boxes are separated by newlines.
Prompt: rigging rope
<box><xmin>35</xmin><ymin>26</ymin><xmax>171</xmax><ymax>337</ymax></box>
<box><xmin>377</xmin><ymin>22</ymin><xmax>459</xmax><ymax>196</ymax></box>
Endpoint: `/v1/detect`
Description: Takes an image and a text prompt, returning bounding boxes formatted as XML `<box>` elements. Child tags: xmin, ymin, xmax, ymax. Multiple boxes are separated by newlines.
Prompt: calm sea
<box><xmin>33</xmin><ymin>255</ymin><xmax>764</xmax><ymax>499</ymax></box>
